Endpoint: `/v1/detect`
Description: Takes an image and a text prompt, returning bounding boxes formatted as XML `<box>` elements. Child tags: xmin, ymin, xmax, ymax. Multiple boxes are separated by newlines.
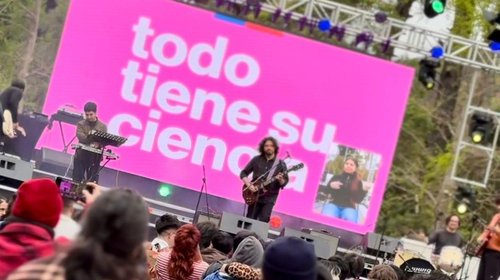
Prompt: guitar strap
<box><xmin>266</xmin><ymin>157</ymin><xmax>280</xmax><ymax>182</ymax></box>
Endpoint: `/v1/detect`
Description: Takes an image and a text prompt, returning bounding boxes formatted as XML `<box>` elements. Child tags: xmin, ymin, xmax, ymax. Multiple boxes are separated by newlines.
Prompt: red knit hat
<box><xmin>12</xmin><ymin>178</ymin><xmax>63</xmax><ymax>228</ymax></box>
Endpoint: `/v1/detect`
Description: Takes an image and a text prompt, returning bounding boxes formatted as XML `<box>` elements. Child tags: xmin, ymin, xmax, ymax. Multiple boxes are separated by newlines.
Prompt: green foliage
<box><xmin>0</xmin><ymin>0</ymin><xmax>69</xmax><ymax>111</ymax></box>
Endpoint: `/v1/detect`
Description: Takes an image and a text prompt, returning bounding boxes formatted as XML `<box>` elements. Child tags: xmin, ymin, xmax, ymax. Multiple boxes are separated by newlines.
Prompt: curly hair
<box><xmin>167</xmin><ymin>224</ymin><xmax>201</xmax><ymax>280</ymax></box>
<box><xmin>368</xmin><ymin>264</ymin><xmax>398</xmax><ymax>280</ymax></box>
<box><xmin>258</xmin><ymin>136</ymin><xmax>279</xmax><ymax>156</ymax></box>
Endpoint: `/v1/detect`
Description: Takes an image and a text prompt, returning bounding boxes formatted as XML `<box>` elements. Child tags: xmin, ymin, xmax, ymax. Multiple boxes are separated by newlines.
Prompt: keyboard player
<box><xmin>72</xmin><ymin>102</ymin><xmax>107</xmax><ymax>183</ymax></box>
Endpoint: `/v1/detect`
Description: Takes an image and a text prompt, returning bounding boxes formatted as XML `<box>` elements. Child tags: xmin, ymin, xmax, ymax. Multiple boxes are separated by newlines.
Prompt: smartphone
<box><xmin>55</xmin><ymin>177</ymin><xmax>86</xmax><ymax>201</ymax></box>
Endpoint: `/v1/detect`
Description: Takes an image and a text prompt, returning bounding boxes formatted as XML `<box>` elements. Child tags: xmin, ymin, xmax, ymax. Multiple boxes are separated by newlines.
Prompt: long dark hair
<box><xmin>168</xmin><ymin>224</ymin><xmax>201</xmax><ymax>280</ymax></box>
<box><xmin>62</xmin><ymin>189</ymin><xmax>149</xmax><ymax>280</ymax></box>
<box><xmin>258</xmin><ymin>136</ymin><xmax>279</xmax><ymax>156</ymax></box>
<box><xmin>342</xmin><ymin>157</ymin><xmax>364</xmax><ymax>201</ymax></box>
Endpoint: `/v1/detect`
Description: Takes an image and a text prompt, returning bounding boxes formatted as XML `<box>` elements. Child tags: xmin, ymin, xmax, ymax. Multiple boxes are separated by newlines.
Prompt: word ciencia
<box><xmin>110</xmin><ymin>16</ymin><xmax>336</xmax><ymax>169</ymax></box>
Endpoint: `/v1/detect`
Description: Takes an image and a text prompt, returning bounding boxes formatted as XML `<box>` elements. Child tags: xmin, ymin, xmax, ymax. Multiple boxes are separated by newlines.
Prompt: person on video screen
<box><xmin>321</xmin><ymin>157</ymin><xmax>367</xmax><ymax>223</ymax></box>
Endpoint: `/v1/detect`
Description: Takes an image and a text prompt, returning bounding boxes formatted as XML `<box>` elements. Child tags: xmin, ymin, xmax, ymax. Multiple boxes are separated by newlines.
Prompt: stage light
<box><xmin>455</xmin><ymin>185</ymin><xmax>476</xmax><ymax>214</ymax></box>
<box><xmin>418</xmin><ymin>59</ymin><xmax>440</xmax><ymax>90</ymax></box>
<box><xmin>318</xmin><ymin>19</ymin><xmax>331</xmax><ymax>31</ymax></box>
<box><xmin>457</xmin><ymin>203</ymin><xmax>467</xmax><ymax>214</ymax></box>
<box><xmin>490</xmin><ymin>42</ymin><xmax>500</xmax><ymax>53</ymax></box>
<box><xmin>469</xmin><ymin>112</ymin><xmax>496</xmax><ymax>145</ymax></box>
<box><xmin>158</xmin><ymin>184</ymin><xmax>173</xmax><ymax>197</ymax></box>
<box><xmin>374</xmin><ymin>12</ymin><xmax>388</xmax><ymax>24</ymax></box>
<box><xmin>430</xmin><ymin>46</ymin><xmax>445</xmax><ymax>59</ymax></box>
<box><xmin>270</xmin><ymin>215</ymin><xmax>282</xmax><ymax>228</ymax></box>
<box><xmin>424</xmin><ymin>0</ymin><xmax>446</xmax><ymax>18</ymax></box>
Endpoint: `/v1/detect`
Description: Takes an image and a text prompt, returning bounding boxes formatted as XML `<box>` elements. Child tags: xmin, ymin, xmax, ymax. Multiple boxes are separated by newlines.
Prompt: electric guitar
<box><xmin>2</xmin><ymin>110</ymin><xmax>15</xmax><ymax>138</ymax></box>
<box><xmin>242</xmin><ymin>163</ymin><xmax>304</xmax><ymax>206</ymax></box>
<box><xmin>474</xmin><ymin>226</ymin><xmax>499</xmax><ymax>257</ymax></box>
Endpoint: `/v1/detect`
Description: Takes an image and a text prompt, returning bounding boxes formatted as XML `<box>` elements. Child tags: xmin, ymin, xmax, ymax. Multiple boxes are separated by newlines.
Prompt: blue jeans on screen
<box><xmin>322</xmin><ymin>203</ymin><xmax>358</xmax><ymax>223</ymax></box>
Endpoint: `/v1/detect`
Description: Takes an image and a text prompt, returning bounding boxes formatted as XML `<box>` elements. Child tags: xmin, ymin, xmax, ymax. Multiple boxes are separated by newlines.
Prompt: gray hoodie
<box><xmin>202</xmin><ymin>236</ymin><xmax>264</xmax><ymax>279</ymax></box>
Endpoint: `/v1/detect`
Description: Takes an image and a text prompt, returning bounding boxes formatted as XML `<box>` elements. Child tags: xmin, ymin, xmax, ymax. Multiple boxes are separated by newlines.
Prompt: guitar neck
<box><xmin>262</xmin><ymin>170</ymin><xmax>289</xmax><ymax>187</ymax></box>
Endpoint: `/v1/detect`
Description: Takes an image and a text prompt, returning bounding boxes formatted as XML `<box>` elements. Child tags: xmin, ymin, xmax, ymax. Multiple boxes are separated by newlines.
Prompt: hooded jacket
<box><xmin>203</xmin><ymin>236</ymin><xmax>264</xmax><ymax>278</ymax></box>
<box><xmin>0</xmin><ymin>222</ymin><xmax>56</xmax><ymax>279</ymax></box>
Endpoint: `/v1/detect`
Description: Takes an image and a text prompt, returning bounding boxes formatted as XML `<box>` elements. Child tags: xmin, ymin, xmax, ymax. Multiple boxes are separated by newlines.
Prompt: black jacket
<box><xmin>240</xmin><ymin>155</ymin><xmax>289</xmax><ymax>203</ymax></box>
<box><xmin>324</xmin><ymin>172</ymin><xmax>366</xmax><ymax>208</ymax></box>
<box><xmin>0</xmin><ymin>86</ymin><xmax>23</xmax><ymax>123</ymax></box>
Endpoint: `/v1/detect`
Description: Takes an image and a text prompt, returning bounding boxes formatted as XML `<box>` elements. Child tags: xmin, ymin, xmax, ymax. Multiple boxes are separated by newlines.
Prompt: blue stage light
<box><xmin>430</xmin><ymin>46</ymin><xmax>445</xmax><ymax>59</ymax></box>
<box><xmin>318</xmin><ymin>19</ymin><xmax>331</xmax><ymax>31</ymax></box>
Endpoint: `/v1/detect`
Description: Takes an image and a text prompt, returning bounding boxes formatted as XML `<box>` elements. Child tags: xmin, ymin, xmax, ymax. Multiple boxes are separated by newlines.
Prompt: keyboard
<box><xmin>71</xmin><ymin>143</ymin><xmax>119</xmax><ymax>160</ymax></box>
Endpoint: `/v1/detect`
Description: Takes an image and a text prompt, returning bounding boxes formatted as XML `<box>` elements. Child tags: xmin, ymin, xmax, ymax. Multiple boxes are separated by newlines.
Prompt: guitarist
<box><xmin>476</xmin><ymin>196</ymin><xmax>500</xmax><ymax>280</ymax></box>
<box><xmin>0</xmin><ymin>80</ymin><xmax>26</xmax><ymax>142</ymax></box>
<box><xmin>240</xmin><ymin>136</ymin><xmax>288</xmax><ymax>222</ymax></box>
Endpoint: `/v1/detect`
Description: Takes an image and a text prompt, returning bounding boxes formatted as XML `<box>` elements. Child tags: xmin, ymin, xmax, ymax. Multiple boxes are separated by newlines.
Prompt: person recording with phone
<box><xmin>72</xmin><ymin>102</ymin><xmax>107</xmax><ymax>183</ymax></box>
<box><xmin>240</xmin><ymin>137</ymin><xmax>288</xmax><ymax>222</ymax></box>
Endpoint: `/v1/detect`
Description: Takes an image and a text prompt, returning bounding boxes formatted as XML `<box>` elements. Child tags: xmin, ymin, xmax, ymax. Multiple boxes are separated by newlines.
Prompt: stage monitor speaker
<box><xmin>219</xmin><ymin>212</ymin><xmax>269</xmax><ymax>239</ymax></box>
<box><xmin>281</xmin><ymin>228</ymin><xmax>339</xmax><ymax>259</ymax></box>
<box><xmin>0</xmin><ymin>154</ymin><xmax>34</xmax><ymax>186</ymax></box>
<box><xmin>39</xmin><ymin>148</ymin><xmax>73</xmax><ymax>176</ymax></box>
<box><xmin>194</xmin><ymin>211</ymin><xmax>222</xmax><ymax>226</ymax></box>
<box><xmin>4</xmin><ymin>112</ymin><xmax>49</xmax><ymax>161</ymax></box>
<box><xmin>367</xmin><ymin>233</ymin><xmax>401</xmax><ymax>254</ymax></box>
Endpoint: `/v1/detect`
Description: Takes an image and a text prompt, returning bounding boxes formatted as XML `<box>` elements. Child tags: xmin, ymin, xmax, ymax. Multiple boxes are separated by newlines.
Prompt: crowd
<box><xmin>0</xmin><ymin>178</ymin><xmax>457</xmax><ymax>280</ymax></box>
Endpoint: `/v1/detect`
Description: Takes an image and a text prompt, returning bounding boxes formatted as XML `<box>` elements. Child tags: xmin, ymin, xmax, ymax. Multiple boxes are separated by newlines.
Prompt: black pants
<box><xmin>72</xmin><ymin>149</ymin><xmax>101</xmax><ymax>183</ymax></box>
<box><xmin>477</xmin><ymin>248</ymin><xmax>500</xmax><ymax>280</ymax></box>
<box><xmin>246</xmin><ymin>201</ymin><xmax>275</xmax><ymax>222</ymax></box>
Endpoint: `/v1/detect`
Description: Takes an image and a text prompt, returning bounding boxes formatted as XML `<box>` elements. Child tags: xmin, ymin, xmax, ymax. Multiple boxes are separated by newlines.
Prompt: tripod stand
<box><xmin>194</xmin><ymin>165</ymin><xmax>210</xmax><ymax>223</ymax></box>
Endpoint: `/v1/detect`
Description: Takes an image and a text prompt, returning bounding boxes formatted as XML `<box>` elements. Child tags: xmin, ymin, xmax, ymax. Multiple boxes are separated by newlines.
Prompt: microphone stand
<box><xmin>194</xmin><ymin>165</ymin><xmax>210</xmax><ymax>223</ymax></box>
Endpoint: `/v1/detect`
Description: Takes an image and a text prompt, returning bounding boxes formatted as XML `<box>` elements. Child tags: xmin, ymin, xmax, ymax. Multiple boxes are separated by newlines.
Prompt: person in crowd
<box><xmin>196</xmin><ymin>221</ymin><xmax>227</xmax><ymax>264</ymax></box>
<box><xmin>0</xmin><ymin>178</ymin><xmax>63</xmax><ymax>278</ymax></box>
<box><xmin>0</xmin><ymin>79</ymin><xmax>26</xmax><ymax>140</ymax></box>
<box><xmin>263</xmin><ymin>236</ymin><xmax>317</xmax><ymax>280</ymax></box>
<box><xmin>204</xmin><ymin>262</ymin><xmax>262</xmax><ymax>280</ymax></box>
<box><xmin>338</xmin><ymin>253</ymin><xmax>365</xmax><ymax>279</ymax></box>
<box><xmin>476</xmin><ymin>196</ymin><xmax>500</xmax><ymax>280</ymax></box>
<box><xmin>428</xmin><ymin>215</ymin><xmax>464</xmax><ymax>262</ymax></box>
<box><xmin>212</xmin><ymin>231</ymin><xmax>234</xmax><ymax>256</ymax></box>
<box><xmin>203</xmin><ymin>236</ymin><xmax>264</xmax><ymax>278</ymax></box>
<box><xmin>368</xmin><ymin>264</ymin><xmax>398</xmax><ymax>280</ymax></box>
<box><xmin>201</xmin><ymin>230</ymin><xmax>233</xmax><ymax>264</ymax></box>
<box><xmin>321</xmin><ymin>257</ymin><xmax>349</xmax><ymax>280</ymax></box>
<box><xmin>427</xmin><ymin>271</ymin><xmax>452</xmax><ymax>280</ymax></box>
<box><xmin>408</xmin><ymin>274</ymin><xmax>429</xmax><ymax>280</ymax></box>
<box><xmin>157</xmin><ymin>224</ymin><xmax>209</xmax><ymax>280</ymax></box>
<box><xmin>322</xmin><ymin>157</ymin><xmax>367</xmax><ymax>223</ymax></box>
<box><xmin>231</xmin><ymin>230</ymin><xmax>260</xmax><ymax>254</ymax></box>
<box><xmin>0</xmin><ymin>196</ymin><xmax>8</xmax><ymax>220</ymax></box>
<box><xmin>389</xmin><ymin>264</ymin><xmax>406</xmax><ymax>280</ymax></box>
<box><xmin>317</xmin><ymin>261</ymin><xmax>335</xmax><ymax>280</ymax></box>
<box><xmin>54</xmin><ymin>198</ymin><xmax>81</xmax><ymax>241</ymax></box>
<box><xmin>152</xmin><ymin>214</ymin><xmax>181</xmax><ymax>252</ymax></box>
<box><xmin>196</xmin><ymin>221</ymin><xmax>219</xmax><ymax>250</ymax></box>
<box><xmin>8</xmin><ymin>187</ymin><xmax>149</xmax><ymax>280</ymax></box>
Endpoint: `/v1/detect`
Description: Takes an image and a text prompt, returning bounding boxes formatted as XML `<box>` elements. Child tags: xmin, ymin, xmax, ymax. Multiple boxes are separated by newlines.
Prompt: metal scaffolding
<box><xmin>450</xmin><ymin>71</ymin><xmax>500</xmax><ymax>188</ymax></box>
<box><xmin>210</xmin><ymin>0</ymin><xmax>500</xmax><ymax>72</ymax></box>
<box><xmin>185</xmin><ymin>0</ymin><xmax>500</xmax><ymax>186</ymax></box>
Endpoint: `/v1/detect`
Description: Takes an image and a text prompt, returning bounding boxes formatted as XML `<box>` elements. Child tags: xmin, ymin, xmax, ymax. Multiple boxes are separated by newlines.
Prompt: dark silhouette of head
<box><xmin>196</xmin><ymin>221</ymin><xmax>218</xmax><ymax>250</ymax></box>
<box><xmin>62</xmin><ymin>189</ymin><xmax>149</xmax><ymax>280</ymax></box>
